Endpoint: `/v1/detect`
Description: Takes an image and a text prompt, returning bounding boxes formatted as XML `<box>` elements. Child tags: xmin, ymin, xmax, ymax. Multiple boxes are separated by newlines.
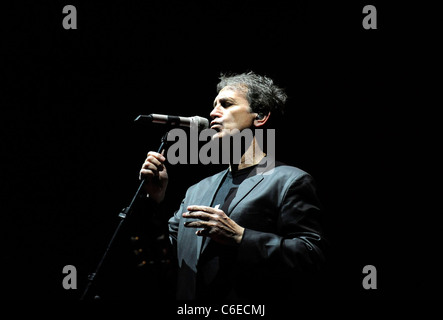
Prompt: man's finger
<box><xmin>187</xmin><ymin>205</ymin><xmax>213</xmax><ymax>212</ymax></box>
<box><xmin>182</xmin><ymin>211</ymin><xmax>213</xmax><ymax>221</ymax></box>
<box><xmin>195</xmin><ymin>228</ymin><xmax>209</xmax><ymax>236</ymax></box>
<box><xmin>147</xmin><ymin>151</ymin><xmax>166</xmax><ymax>162</ymax></box>
<box><xmin>183</xmin><ymin>220</ymin><xmax>210</xmax><ymax>228</ymax></box>
<box><xmin>146</xmin><ymin>155</ymin><xmax>163</xmax><ymax>168</ymax></box>
<box><xmin>187</xmin><ymin>205</ymin><xmax>223</xmax><ymax>215</ymax></box>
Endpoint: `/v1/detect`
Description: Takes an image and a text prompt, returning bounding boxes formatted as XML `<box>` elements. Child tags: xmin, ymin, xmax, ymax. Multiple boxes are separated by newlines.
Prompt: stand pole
<box><xmin>80</xmin><ymin>131</ymin><xmax>169</xmax><ymax>300</ymax></box>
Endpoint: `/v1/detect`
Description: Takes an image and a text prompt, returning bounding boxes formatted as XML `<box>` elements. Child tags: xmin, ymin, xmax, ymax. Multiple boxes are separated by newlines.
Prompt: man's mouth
<box><xmin>210</xmin><ymin>121</ymin><xmax>223</xmax><ymax>132</ymax></box>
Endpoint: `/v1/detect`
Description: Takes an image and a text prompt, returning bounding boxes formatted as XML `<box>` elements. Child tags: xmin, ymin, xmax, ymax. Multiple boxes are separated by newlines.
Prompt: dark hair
<box><xmin>216</xmin><ymin>71</ymin><xmax>287</xmax><ymax>123</ymax></box>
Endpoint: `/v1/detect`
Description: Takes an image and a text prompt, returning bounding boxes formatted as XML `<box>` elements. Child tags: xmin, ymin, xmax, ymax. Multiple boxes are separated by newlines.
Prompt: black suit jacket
<box><xmin>168</xmin><ymin>158</ymin><xmax>326</xmax><ymax>300</ymax></box>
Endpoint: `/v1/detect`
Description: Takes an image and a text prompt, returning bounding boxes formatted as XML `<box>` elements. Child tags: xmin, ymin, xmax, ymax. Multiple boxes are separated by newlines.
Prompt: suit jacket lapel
<box><xmin>200</xmin><ymin>170</ymin><xmax>264</xmax><ymax>255</ymax></box>
<box><xmin>198</xmin><ymin>157</ymin><xmax>274</xmax><ymax>257</ymax></box>
<box><xmin>227</xmin><ymin>173</ymin><xmax>263</xmax><ymax>216</ymax></box>
<box><xmin>226</xmin><ymin>157</ymin><xmax>275</xmax><ymax>217</ymax></box>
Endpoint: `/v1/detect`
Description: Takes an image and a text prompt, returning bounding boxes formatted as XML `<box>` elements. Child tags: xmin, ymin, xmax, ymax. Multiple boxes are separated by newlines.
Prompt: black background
<box><xmin>2</xmin><ymin>0</ymin><xmax>441</xmax><ymax>303</ymax></box>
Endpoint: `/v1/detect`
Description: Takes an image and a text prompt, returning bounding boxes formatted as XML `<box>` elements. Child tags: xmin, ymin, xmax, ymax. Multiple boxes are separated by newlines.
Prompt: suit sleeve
<box><xmin>237</xmin><ymin>174</ymin><xmax>326</xmax><ymax>272</ymax></box>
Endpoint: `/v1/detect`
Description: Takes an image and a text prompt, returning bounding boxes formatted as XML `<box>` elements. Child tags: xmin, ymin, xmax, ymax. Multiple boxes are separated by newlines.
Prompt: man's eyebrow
<box><xmin>213</xmin><ymin>97</ymin><xmax>235</xmax><ymax>107</ymax></box>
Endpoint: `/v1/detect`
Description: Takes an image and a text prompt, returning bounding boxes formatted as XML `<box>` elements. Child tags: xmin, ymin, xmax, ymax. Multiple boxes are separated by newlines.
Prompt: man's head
<box><xmin>210</xmin><ymin>71</ymin><xmax>287</xmax><ymax>138</ymax></box>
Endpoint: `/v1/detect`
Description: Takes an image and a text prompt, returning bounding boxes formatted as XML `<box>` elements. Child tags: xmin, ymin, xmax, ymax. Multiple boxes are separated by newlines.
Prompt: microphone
<box><xmin>135</xmin><ymin>114</ymin><xmax>209</xmax><ymax>131</ymax></box>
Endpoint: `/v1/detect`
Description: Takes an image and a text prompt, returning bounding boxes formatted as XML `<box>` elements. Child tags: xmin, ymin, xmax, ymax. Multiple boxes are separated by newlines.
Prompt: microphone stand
<box><xmin>80</xmin><ymin>130</ymin><xmax>170</xmax><ymax>300</ymax></box>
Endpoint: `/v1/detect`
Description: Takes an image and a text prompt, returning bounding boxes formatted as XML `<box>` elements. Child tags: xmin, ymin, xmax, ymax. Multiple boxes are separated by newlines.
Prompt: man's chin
<box><xmin>211</xmin><ymin>128</ymin><xmax>244</xmax><ymax>141</ymax></box>
<box><xmin>211</xmin><ymin>131</ymin><xmax>224</xmax><ymax>140</ymax></box>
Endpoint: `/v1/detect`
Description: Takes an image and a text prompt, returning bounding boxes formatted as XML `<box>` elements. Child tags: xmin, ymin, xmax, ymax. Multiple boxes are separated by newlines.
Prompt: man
<box><xmin>139</xmin><ymin>72</ymin><xmax>326</xmax><ymax>300</ymax></box>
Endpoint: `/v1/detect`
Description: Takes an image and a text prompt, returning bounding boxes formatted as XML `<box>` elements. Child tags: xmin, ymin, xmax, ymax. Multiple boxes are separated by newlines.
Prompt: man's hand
<box><xmin>139</xmin><ymin>151</ymin><xmax>168</xmax><ymax>203</ymax></box>
<box><xmin>183</xmin><ymin>205</ymin><xmax>244</xmax><ymax>246</ymax></box>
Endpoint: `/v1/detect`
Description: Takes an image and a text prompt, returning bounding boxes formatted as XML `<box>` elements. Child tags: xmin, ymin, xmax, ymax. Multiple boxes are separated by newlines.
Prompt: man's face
<box><xmin>210</xmin><ymin>86</ymin><xmax>256</xmax><ymax>139</ymax></box>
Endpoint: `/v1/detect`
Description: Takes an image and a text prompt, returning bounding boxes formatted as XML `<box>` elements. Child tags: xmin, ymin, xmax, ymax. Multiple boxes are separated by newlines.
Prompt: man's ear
<box><xmin>253</xmin><ymin>111</ymin><xmax>271</xmax><ymax>127</ymax></box>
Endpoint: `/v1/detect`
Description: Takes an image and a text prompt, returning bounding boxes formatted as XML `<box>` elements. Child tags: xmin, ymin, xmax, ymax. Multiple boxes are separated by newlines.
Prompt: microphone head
<box><xmin>192</xmin><ymin>116</ymin><xmax>209</xmax><ymax>131</ymax></box>
<box><xmin>134</xmin><ymin>114</ymin><xmax>209</xmax><ymax>131</ymax></box>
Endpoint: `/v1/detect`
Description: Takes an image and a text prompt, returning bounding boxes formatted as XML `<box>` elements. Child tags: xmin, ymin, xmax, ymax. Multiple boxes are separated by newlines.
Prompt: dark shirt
<box><xmin>196</xmin><ymin>165</ymin><xmax>257</xmax><ymax>299</ymax></box>
<box><xmin>211</xmin><ymin>165</ymin><xmax>257</xmax><ymax>213</ymax></box>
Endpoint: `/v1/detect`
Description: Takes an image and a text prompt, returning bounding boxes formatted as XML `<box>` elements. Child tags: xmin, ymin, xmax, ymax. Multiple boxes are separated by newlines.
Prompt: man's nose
<box><xmin>210</xmin><ymin>105</ymin><xmax>222</xmax><ymax>119</ymax></box>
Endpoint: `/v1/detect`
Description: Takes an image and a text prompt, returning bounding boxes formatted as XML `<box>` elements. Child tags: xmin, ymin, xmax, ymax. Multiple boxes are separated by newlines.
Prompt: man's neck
<box><xmin>229</xmin><ymin>136</ymin><xmax>266</xmax><ymax>171</ymax></box>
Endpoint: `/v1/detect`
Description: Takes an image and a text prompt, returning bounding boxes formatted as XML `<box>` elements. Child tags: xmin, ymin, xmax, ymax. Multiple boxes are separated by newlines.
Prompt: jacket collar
<box><xmin>198</xmin><ymin>156</ymin><xmax>275</xmax><ymax>256</ymax></box>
